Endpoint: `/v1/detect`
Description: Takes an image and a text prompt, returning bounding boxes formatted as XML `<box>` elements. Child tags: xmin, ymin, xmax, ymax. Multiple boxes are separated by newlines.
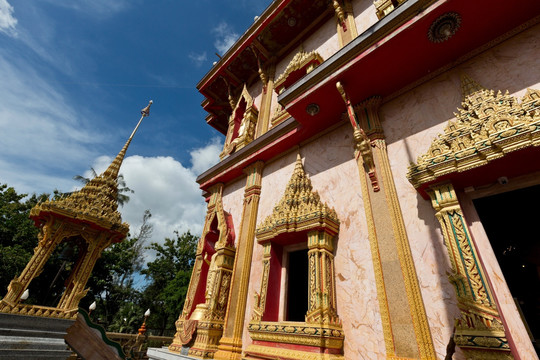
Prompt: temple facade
<box><xmin>168</xmin><ymin>1</ymin><xmax>540</xmax><ymax>359</ymax></box>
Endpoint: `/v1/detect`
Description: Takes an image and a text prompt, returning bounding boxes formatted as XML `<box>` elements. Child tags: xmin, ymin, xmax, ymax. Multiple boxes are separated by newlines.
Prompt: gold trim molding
<box><xmin>408</xmin><ymin>88</ymin><xmax>540</xmax><ymax>188</ymax></box>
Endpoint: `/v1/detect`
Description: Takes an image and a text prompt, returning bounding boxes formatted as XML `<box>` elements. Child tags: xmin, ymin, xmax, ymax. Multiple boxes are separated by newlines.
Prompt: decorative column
<box><xmin>428</xmin><ymin>183</ymin><xmax>513</xmax><ymax>360</ymax></box>
<box><xmin>306</xmin><ymin>231</ymin><xmax>340</xmax><ymax>325</ymax></box>
<box><xmin>214</xmin><ymin>161</ymin><xmax>264</xmax><ymax>360</ymax></box>
<box><xmin>0</xmin><ymin>217</ymin><xmax>66</xmax><ymax>310</ymax></box>
<box><xmin>254</xmin><ymin>59</ymin><xmax>275</xmax><ymax>138</ymax></box>
<box><xmin>335</xmin><ymin>82</ymin><xmax>436</xmax><ymax>359</ymax></box>
<box><xmin>57</xmin><ymin>234</ymin><xmax>112</xmax><ymax>311</ymax></box>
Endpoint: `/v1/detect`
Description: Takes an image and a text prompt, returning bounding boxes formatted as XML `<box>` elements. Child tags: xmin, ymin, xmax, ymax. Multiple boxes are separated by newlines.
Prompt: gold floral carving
<box><xmin>270</xmin><ymin>103</ymin><xmax>290</xmax><ymax>126</ymax></box>
<box><xmin>220</xmin><ymin>84</ymin><xmax>259</xmax><ymax>159</ymax></box>
<box><xmin>429</xmin><ymin>183</ymin><xmax>513</xmax><ymax>359</ymax></box>
<box><xmin>408</xmin><ymin>88</ymin><xmax>540</xmax><ymax>188</ymax></box>
<box><xmin>373</xmin><ymin>0</ymin><xmax>407</xmax><ymax>19</ymax></box>
<box><xmin>274</xmin><ymin>50</ymin><xmax>324</xmax><ymax>94</ymax></box>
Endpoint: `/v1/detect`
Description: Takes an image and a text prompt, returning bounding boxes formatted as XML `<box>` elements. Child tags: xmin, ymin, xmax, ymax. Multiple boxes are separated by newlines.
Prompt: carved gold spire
<box><xmin>460</xmin><ymin>73</ymin><xmax>485</xmax><ymax>102</ymax></box>
<box><xmin>30</xmin><ymin>100</ymin><xmax>154</xmax><ymax>237</ymax></box>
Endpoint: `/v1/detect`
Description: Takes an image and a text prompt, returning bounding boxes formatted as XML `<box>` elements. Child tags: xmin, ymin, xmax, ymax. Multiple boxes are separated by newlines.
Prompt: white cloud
<box><xmin>212</xmin><ymin>22</ymin><xmax>239</xmax><ymax>55</ymax></box>
<box><xmin>85</xmin><ymin>138</ymin><xmax>223</xmax><ymax>259</ymax></box>
<box><xmin>188</xmin><ymin>52</ymin><xmax>208</xmax><ymax>67</ymax></box>
<box><xmin>0</xmin><ymin>0</ymin><xmax>17</xmax><ymax>36</ymax></box>
<box><xmin>0</xmin><ymin>54</ymin><xmax>101</xmax><ymax>195</ymax></box>
<box><xmin>190</xmin><ymin>137</ymin><xmax>223</xmax><ymax>175</ymax></box>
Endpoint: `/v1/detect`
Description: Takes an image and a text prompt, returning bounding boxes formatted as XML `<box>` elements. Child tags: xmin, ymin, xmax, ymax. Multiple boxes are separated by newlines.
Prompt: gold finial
<box><xmin>460</xmin><ymin>73</ymin><xmax>485</xmax><ymax>102</ymax></box>
<box><xmin>141</xmin><ymin>100</ymin><xmax>153</xmax><ymax>117</ymax></box>
<box><xmin>336</xmin><ymin>81</ymin><xmax>348</xmax><ymax>104</ymax></box>
<box><xmin>294</xmin><ymin>154</ymin><xmax>303</xmax><ymax>174</ymax></box>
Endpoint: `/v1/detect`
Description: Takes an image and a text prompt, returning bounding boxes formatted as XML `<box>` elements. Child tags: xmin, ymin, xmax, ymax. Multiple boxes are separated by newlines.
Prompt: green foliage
<box><xmin>0</xmin><ymin>184</ymin><xmax>46</xmax><ymax>292</ymax></box>
<box><xmin>141</xmin><ymin>231</ymin><xmax>198</xmax><ymax>335</ymax></box>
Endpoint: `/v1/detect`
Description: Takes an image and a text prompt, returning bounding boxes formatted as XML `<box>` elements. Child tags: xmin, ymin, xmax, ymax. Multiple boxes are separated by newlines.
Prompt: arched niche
<box><xmin>220</xmin><ymin>84</ymin><xmax>259</xmax><ymax>159</ymax></box>
<box><xmin>169</xmin><ymin>184</ymin><xmax>236</xmax><ymax>358</ymax></box>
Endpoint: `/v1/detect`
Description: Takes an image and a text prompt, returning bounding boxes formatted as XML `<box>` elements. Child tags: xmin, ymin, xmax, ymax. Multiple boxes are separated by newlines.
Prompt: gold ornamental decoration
<box><xmin>274</xmin><ymin>50</ymin><xmax>323</xmax><ymax>94</ymax></box>
<box><xmin>220</xmin><ymin>84</ymin><xmax>259</xmax><ymax>159</ymax></box>
<box><xmin>256</xmin><ymin>155</ymin><xmax>339</xmax><ymax>241</ymax></box>
<box><xmin>408</xmin><ymin>87</ymin><xmax>540</xmax><ymax>188</ymax></box>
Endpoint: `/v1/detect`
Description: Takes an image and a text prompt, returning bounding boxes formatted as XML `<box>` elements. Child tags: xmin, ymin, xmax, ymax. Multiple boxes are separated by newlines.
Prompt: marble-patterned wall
<box><xmin>241</xmin><ymin>124</ymin><xmax>387</xmax><ymax>358</ymax></box>
<box><xmin>381</xmin><ymin>23</ymin><xmax>540</xmax><ymax>359</ymax></box>
<box><xmin>222</xmin><ymin>17</ymin><xmax>540</xmax><ymax>360</ymax></box>
<box><xmin>352</xmin><ymin>0</ymin><xmax>378</xmax><ymax>35</ymax></box>
<box><xmin>222</xmin><ymin>176</ymin><xmax>247</xmax><ymax>247</ymax></box>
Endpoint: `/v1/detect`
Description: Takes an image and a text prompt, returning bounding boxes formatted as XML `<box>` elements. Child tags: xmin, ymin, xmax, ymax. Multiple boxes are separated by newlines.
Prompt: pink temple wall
<box><xmin>382</xmin><ymin>22</ymin><xmax>540</xmax><ymax>360</ymax></box>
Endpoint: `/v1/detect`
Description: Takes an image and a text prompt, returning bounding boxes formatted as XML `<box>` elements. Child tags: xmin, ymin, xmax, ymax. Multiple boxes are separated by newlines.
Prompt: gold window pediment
<box><xmin>271</xmin><ymin>50</ymin><xmax>324</xmax><ymax>127</ymax></box>
<box><xmin>274</xmin><ymin>50</ymin><xmax>324</xmax><ymax>94</ymax></box>
<box><xmin>407</xmin><ymin>87</ymin><xmax>540</xmax><ymax>189</ymax></box>
<box><xmin>256</xmin><ymin>155</ymin><xmax>339</xmax><ymax>242</ymax></box>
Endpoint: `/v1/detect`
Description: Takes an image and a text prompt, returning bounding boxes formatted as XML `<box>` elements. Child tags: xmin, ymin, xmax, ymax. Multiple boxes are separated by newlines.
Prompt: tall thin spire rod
<box><xmin>102</xmin><ymin>100</ymin><xmax>153</xmax><ymax>180</ymax></box>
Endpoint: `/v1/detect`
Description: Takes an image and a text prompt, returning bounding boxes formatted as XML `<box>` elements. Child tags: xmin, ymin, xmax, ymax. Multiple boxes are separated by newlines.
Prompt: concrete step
<box><xmin>0</xmin><ymin>348</ymin><xmax>72</xmax><ymax>359</ymax></box>
<box><xmin>147</xmin><ymin>347</ymin><xmax>193</xmax><ymax>360</ymax></box>
<box><xmin>0</xmin><ymin>335</ymin><xmax>68</xmax><ymax>351</ymax></box>
<box><xmin>0</xmin><ymin>327</ymin><xmax>67</xmax><ymax>339</ymax></box>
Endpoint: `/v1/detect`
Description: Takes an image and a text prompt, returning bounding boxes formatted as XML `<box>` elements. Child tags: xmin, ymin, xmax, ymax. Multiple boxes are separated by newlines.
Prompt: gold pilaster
<box><xmin>428</xmin><ymin>183</ymin><xmax>513</xmax><ymax>359</ymax></box>
<box><xmin>255</xmin><ymin>63</ymin><xmax>275</xmax><ymax>138</ymax></box>
<box><xmin>334</xmin><ymin>0</ymin><xmax>358</xmax><ymax>47</ymax></box>
<box><xmin>336</xmin><ymin>82</ymin><xmax>436</xmax><ymax>359</ymax></box>
<box><xmin>214</xmin><ymin>161</ymin><xmax>264</xmax><ymax>360</ymax></box>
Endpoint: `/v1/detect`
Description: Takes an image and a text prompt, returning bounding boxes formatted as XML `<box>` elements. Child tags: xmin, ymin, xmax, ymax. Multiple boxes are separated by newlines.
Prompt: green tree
<box><xmin>141</xmin><ymin>231</ymin><xmax>198</xmax><ymax>335</ymax></box>
<box><xmin>0</xmin><ymin>184</ymin><xmax>49</xmax><ymax>294</ymax></box>
<box><xmin>82</xmin><ymin>210</ymin><xmax>152</xmax><ymax>329</ymax></box>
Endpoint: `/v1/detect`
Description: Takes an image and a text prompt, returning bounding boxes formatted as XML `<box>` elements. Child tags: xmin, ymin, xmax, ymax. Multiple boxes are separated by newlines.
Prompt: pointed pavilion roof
<box><xmin>30</xmin><ymin>101</ymin><xmax>153</xmax><ymax>240</ymax></box>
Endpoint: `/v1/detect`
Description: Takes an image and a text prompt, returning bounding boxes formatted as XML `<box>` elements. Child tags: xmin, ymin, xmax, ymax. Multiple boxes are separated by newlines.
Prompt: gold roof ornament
<box><xmin>256</xmin><ymin>154</ymin><xmax>339</xmax><ymax>241</ymax></box>
<box><xmin>30</xmin><ymin>100</ymin><xmax>154</xmax><ymax>239</ymax></box>
<box><xmin>460</xmin><ymin>73</ymin><xmax>485</xmax><ymax>103</ymax></box>
<box><xmin>407</xmin><ymin>86</ymin><xmax>540</xmax><ymax>188</ymax></box>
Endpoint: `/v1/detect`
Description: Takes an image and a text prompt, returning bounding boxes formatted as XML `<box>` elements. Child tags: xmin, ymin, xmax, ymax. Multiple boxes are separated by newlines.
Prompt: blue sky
<box><xmin>0</xmin><ymin>0</ymin><xmax>271</xmax><ymax>251</ymax></box>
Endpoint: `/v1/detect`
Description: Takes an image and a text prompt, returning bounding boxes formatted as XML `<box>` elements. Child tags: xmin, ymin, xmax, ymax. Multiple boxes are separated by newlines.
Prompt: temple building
<box><xmin>159</xmin><ymin>0</ymin><xmax>540</xmax><ymax>359</ymax></box>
